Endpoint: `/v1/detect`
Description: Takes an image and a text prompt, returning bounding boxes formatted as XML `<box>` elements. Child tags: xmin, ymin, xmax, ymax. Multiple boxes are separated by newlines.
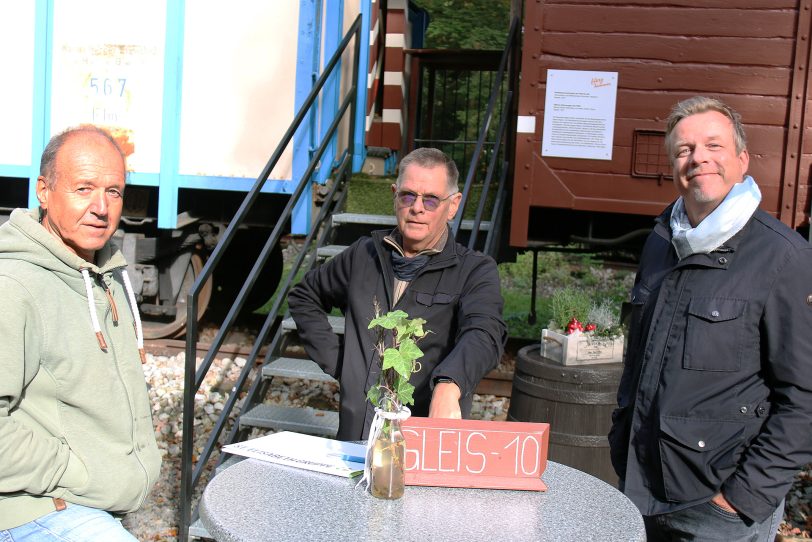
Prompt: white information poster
<box><xmin>541</xmin><ymin>70</ymin><xmax>618</xmax><ymax>160</ymax></box>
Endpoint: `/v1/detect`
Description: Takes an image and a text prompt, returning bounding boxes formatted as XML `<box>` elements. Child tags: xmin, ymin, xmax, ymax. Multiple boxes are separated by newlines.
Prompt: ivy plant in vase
<box><xmin>361</xmin><ymin>302</ymin><xmax>428</xmax><ymax>499</ymax></box>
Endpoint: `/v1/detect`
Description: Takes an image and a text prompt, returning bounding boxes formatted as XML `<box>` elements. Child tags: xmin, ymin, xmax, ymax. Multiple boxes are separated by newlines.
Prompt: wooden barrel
<box><xmin>508</xmin><ymin>344</ymin><xmax>622</xmax><ymax>486</ymax></box>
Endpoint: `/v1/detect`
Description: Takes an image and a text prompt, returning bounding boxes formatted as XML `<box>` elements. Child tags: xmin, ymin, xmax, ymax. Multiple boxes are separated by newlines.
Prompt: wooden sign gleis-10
<box><xmin>401</xmin><ymin>417</ymin><xmax>550</xmax><ymax>491</ymax></box>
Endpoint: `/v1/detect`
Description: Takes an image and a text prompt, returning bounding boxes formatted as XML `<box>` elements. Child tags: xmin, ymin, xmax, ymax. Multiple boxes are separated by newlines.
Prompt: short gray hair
<box><xmin>665</xmin><ymin>96</ymin><xmax>747</xmax><ymax>156</ymax></box>
<box><xmin>396</xmin><ymin>147</ymin><xmax>459</xmax><ymax>193</ymax></box>
<box><xmin>40</xmin><ymin>125</ymin><xmax>126</xmax><ymax>189</ymax></box>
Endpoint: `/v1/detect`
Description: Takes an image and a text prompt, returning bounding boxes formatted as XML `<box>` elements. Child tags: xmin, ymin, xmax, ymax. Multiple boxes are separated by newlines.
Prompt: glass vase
<box><xmin>368</xmin><ymin>406</ymin><xmax>410</xmax><ymax>499</ymax></box>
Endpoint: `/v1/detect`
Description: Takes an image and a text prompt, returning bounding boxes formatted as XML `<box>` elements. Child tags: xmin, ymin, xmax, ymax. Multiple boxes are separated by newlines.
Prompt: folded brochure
<box><xmin>222</xmin><ymin>431</ymin><xmax>366</xmax><ymax>477</ymax></box>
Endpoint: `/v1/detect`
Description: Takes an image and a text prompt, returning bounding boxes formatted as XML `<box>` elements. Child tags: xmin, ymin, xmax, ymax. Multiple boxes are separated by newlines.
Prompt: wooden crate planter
<box><xmin>541</xmin><ymin>329</ymin><xmax>623</xmax><ymax>366</ymax></box>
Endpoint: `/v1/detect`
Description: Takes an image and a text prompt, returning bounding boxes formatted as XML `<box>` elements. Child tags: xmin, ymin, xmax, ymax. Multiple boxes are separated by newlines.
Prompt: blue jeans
<box><xmin>0</xmin><ymin>503</ymin><xmax>137</xmax><ymax>542</ymax></box>
<box><xmin>643</xmin><ymin>499</ymin><xmax>785</xmax><ymax>541</ymax></box>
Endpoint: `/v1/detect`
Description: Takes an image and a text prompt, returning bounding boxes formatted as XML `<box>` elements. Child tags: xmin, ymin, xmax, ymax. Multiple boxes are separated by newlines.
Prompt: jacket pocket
<box><xmin>684</xmin><ymin>297</ymin><xmax>746</xmax><ymax>371</ymax></box>
<box><xmin>658</xmin><ymin>415</ymin><xmax>745</xmax><ymax>503</ymax></box>
<box><xmin>415</xmin><ymin>292</ymin><xmax>456</xmax><ymax>306</ymax></box>
<box><xmin>60</xmin><ymin>449</ymin><xmax>90</xmax><ymax>491</ymax></box>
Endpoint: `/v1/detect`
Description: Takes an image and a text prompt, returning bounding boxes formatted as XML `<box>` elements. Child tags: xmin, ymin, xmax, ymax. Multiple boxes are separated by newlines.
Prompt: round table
<box><xmin>199</xmin><ymin>458</ymin><xmax>645</xmax><ymax>541</ymax></box>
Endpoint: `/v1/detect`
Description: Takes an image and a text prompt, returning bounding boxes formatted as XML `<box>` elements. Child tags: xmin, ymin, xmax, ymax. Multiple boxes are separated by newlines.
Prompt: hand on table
<box><xmin>429</xmin><ymin>382</ymin><xmax>462</xmax><ymax>419</ymax></box>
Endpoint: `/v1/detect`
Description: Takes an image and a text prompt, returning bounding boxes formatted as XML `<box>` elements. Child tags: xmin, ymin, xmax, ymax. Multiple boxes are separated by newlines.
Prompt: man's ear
<box><xmin>36</xmin><ymin>176</ymin><xmax>50</xmax><ymax>210</ymax></box>
<box><xmin>446</xmin><ymin>192</ymin><xmax>462</xmax><ymax>221</ymax></box>
<box><xmin>738</xmin><ymin>148</ymin><xmax>750</xmax><ymax>176</ymax></box>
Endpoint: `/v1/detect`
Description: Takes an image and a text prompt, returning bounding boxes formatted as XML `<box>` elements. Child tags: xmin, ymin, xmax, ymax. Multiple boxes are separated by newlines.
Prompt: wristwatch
<box><xmin>433</xmin><ymin>377</ymin><xmax>455</xmax><ymax>385</ymax></box>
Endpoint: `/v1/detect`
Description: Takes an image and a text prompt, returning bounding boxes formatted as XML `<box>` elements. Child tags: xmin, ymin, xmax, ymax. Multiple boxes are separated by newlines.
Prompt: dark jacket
<box><xmin>288</xmin><ymin>228</ymin><xmax>507</xmax><ymax>440</ymax></box>
<box><xmin>609</xmin><ymin>206</ymin><xmax>812</xmax><ymax>522</ymax></box>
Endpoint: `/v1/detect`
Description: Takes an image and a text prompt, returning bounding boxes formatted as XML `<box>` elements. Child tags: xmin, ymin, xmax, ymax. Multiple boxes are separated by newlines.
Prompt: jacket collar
<box><xmin>652</xmin><ymin>201</ymin><xmax>750</xmax><ymax>270</ymax></box>
<box><xmin>372</xmin><ymin>226</ymin><xmax>459</xmax><ymax>305</ymax></box>
<box><xmin>373</xmin><ymin>226</ymin><xmax>458</xmax><ymax>269</ymax></box>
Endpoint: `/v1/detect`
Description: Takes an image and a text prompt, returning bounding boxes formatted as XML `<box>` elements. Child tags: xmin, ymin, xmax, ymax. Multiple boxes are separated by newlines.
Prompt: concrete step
<box><xmin>282</xmin><ymin>315</ymin><xmax>345</xmax><ymax>334</ymax></box>
<box><xmin>332</xmin><ymin>212</ymin><xmax>491</xmax><ymax>231</ymax></box>
<box><xmin>332</xmin><ymin>212</ymin><xmax>396</xmax><ymax>227</ymax></box>
<box><xmin>316</xmin><ymin>245</ymin><xmax>346</xmax><ymax>260</ymax></box>
<box><xmin>262</xmin><ymin>357</ymin><xmax>337</xmax><ymax>383</ymax></box>
<box><xmin>239</xmin><ymin>404</ymin><xmax>338</xmax><ymax>437</ymax></box>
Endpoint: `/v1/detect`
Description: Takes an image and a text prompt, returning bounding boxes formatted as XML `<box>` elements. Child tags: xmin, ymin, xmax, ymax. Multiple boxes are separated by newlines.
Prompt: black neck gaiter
<box><xmin>390</xmin><ymin>251</ymin><xmax>431</xmax><ymax>281</ymax></box>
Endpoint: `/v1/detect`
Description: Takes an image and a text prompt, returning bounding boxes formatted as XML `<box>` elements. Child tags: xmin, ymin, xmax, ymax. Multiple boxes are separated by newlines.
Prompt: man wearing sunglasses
<box><xmin>289</xmin><ymin>147</ymin><xmax>507</xmax><ymax>440</ymax></box>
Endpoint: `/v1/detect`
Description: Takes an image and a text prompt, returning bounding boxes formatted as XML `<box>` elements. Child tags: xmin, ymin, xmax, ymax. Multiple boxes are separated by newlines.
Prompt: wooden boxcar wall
<box><xmin>511</xmin><ymin>0</ymin><xmax>812</xmax><ymax>247</ymax></box>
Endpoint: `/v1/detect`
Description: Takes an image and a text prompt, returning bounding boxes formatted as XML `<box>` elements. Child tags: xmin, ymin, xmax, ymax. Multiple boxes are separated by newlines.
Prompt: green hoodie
<box><xmin>0</xmin><ymin>208</ymin><xmax>161</xmax><ymax>529</ymax></box>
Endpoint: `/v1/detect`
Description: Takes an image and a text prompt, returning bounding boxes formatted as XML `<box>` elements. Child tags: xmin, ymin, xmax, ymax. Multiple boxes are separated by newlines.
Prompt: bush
<box><xmin>498</xmin><ymin>251</ymin><xmax>634</xmax><ymax>339</ymax></box>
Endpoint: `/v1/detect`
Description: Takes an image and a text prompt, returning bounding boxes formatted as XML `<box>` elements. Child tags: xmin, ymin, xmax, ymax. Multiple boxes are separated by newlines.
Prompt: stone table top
<box><xmin>200</xmin><ymin>457</ymin><xmax>645</xmax><ymax>542</ymax></box>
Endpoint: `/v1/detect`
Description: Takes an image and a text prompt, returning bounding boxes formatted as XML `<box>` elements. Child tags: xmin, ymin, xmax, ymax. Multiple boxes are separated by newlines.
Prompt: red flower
<box><xmin>565</xmin><ymin>318</ymin><xmax>584</xmax><ymax>334</ymax></box>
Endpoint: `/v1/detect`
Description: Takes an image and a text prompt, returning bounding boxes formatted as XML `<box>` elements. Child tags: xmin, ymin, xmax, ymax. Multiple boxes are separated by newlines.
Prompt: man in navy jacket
<box><xmin>609</xmin><ymin>96</ymin><xmax>812</xmax><ymax>540</ymax></box>
<box><xmin>289</xmin><ymin>148</ymin><xmax>506</xmax><ymax>440</ymax></box>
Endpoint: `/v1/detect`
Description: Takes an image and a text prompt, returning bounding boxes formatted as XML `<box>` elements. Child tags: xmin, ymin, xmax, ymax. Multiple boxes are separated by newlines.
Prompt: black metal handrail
<box><xmin>451</xmin><ymin>16</ymin><xmax>520</xmax><ymax>257</ymax></box>
<box><xmin>178</xmin><ymin>15</ymin><xmax>361</xmax><ymax>540</ymax></box>
<box><xmin>220</xmin><ymin>154</ymin><xmax>352</xmax><ymax>450</ymax></box>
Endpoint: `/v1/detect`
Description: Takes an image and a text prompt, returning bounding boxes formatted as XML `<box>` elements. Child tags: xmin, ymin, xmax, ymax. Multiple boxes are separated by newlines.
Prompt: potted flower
<box><xmin>360</xmin><ymin>302</ymin><xmax>428</xmax><ymax>499</ymax></box>
<box><xmin>542</xmin><ymin>288</ymin><xmax>624</xmax><ymax>366</ymax></box>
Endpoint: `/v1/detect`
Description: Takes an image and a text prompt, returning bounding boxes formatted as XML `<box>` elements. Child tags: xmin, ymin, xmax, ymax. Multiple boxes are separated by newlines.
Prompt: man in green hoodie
<box><xmin>0</xmin><ymin>126</ymin><xmax>161</xmax><ymax>540</ymax></box>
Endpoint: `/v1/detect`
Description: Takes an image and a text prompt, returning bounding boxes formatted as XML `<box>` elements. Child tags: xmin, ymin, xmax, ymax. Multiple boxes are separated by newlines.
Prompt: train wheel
<box><xmin>141</xmin><ymin>252</ymin><xmax>212</xmax><ymax>340</ymax></box>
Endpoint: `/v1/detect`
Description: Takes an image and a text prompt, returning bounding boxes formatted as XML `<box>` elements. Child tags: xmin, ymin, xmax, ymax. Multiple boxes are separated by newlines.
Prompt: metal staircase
<box><xmin>179</xmin><ymin>15</ymin><xmax>520</xmax><ymax>541</ymax></box>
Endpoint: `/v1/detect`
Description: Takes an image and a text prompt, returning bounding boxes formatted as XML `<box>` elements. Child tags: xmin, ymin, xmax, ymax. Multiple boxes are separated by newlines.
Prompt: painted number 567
<box><xmin>90</xmin><ymin>77</ymin><xmax>126</xmax><ymax>97</ymax></box>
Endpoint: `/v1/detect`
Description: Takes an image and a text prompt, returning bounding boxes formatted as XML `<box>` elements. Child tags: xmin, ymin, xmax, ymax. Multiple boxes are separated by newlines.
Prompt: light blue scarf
<box><xmin>670</xmin><ymin>175</ymin><xmax>761</xmax><ymax>260</ymax></box>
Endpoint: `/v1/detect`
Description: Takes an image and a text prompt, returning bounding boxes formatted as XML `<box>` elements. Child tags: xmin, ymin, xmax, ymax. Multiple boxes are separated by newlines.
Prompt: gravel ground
<box><xmin>122</xmin><ymin>351</ymin><xmax>811</xmax><ymax>541</ymax></box>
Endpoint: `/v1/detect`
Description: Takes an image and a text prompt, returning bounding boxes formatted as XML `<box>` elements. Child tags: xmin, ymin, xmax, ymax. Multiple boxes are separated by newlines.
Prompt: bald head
<box><xmin>40</xmin><ymin>126</ymin><xmax>126</xmax><ymax>190</ymax></box>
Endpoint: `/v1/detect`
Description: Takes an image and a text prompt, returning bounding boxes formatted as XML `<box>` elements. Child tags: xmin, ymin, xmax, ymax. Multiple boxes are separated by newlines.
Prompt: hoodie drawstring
<box><xmin>99</xmin><ymin>280</ymin><xmax>119</xmax><ymax>324</ymax></box>
<box><xmin>81</xmin><ymin>268</ymin><xmax>147</xmax><ymax>363</ymax></box>
<box><xmin>81</xmin><ymin>268</ymin><xmax>108</xmax><ymax>350</ymax></box>
<box><xmin>121</xmin><ymin>269</ymin><xmax>147</xmax><ymax>364</ymax></box>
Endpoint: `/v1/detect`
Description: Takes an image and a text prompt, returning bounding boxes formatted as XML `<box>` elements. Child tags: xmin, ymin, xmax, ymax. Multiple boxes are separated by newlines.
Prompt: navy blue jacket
<box><xmin>609</xmin><ymin>206</ymin><xmax>812</xmax><ymax>522</ymax></box>
<box><xmin>288</xmin><ymin>228</ymin><xmax>506</xmax><ymax>440</ymax></box>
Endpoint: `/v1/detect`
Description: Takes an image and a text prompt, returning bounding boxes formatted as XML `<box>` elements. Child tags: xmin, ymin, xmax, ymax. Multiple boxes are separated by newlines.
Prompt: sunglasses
<box><xmin>395</xmin><ymin>190</ymin><xmax>457</xmax><ymax>212</ymax></box>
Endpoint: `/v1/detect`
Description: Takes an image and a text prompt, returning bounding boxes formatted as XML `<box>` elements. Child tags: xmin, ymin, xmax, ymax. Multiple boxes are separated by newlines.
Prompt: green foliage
<box><xmin>498</xmin><ymin>251</ymin><xmax>634</xmax><ymax>340</ymax></box>
<box><xmin>589</xmin><ymin>309</ymin><xmax>623</xmax><ymax>338</ymax></box>
<box><xmin>367</xmin><ymin>307</ymin><xmax>428</xmax><ymax>410</ymax></box>
<box><xmin>414</xmin><ymin>0</ymin><xmax>512</xmax><ymax>49</ymax></box>
<box><xmin>550</xmin><ymin>288</ymin><xmax>592</xmax><ymax>331</ymax></box>
<box><xmin>346</xmin><ymin>175</ymin><xmax>395</xmax><ymax>215</ymax></box>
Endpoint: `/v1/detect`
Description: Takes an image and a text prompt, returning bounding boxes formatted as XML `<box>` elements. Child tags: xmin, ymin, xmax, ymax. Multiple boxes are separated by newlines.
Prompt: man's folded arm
<box><xmin>430</xmin><ymin>256</ymin><xmax>507</xmax><ymax>398</ymax></box>
<box><xmin>287</xmin><ymin>244</ymin><xmax>355</xmax><ymax>378</ymax></box>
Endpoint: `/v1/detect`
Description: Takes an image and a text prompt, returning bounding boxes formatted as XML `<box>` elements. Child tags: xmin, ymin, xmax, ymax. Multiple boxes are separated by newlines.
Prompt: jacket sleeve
<box><xmin>430</xmin><ymin>254</ymin><xmax>507</xmax><ymax>397</ymax></box>
<box><xmin>0</xmin><ymin>276</ymin><xmax>74</xmax><ymax>495</ymax></box>
<box><xmin>722</xmin><ymin>244</ymin><xmax>812</xmax><ymax>522</ymax></box>
<box><xmin>287</xmin><ymin>243</ymin><xmax>356</xmax><ymax>378</ymax></box>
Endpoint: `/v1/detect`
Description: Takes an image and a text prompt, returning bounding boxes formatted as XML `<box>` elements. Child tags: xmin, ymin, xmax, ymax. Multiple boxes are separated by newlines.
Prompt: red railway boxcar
<box><xmin>511</xmin><ymin>0</ymin><xmax>812</xmax><ymax>248</ymax></box>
